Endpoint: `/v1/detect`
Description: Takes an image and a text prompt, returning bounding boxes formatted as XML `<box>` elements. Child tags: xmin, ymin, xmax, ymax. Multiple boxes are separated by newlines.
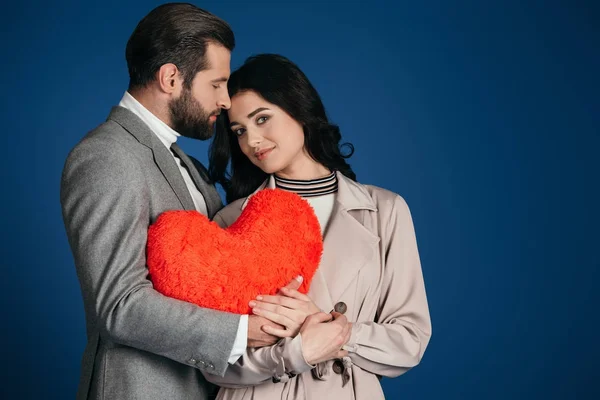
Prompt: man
<box><xmin>61</xmin><ymin>3</ymin><xmax>350</xmax><ymax>400</ymax></box>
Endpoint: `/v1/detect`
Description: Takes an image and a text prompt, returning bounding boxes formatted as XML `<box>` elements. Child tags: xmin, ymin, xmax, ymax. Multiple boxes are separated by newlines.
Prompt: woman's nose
<box><xmin>246</xmin><ymin>129</ymin><xmax>263</xmax><ymax>147</ymax></box>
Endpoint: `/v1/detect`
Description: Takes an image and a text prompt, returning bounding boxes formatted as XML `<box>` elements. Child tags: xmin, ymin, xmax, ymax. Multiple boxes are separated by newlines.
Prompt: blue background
<box><xmin>3</xmin><ymin>0</ymin><xmax>599</xmax><ymax>398</ymax></box>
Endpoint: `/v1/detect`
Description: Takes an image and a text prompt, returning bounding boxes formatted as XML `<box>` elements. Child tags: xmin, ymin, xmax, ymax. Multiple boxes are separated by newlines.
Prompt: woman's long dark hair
<box><xmin>209</xmin><ymin>54</ymin><xmax>355</xmax><ymax>203</ymax></box>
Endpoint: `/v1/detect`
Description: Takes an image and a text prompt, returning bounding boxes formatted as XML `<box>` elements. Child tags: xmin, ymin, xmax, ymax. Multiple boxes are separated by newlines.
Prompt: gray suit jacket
<box><xmin>61</xmin><ymin>106</ymin><xmax>240</xmax><ymax>400</ymax></box>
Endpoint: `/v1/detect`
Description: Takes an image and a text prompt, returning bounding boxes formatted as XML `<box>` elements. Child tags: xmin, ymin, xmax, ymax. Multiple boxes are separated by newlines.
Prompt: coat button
<box><xmin>332</xmin><ymin>359</ymin><xmax>344</xmax><ymax>374</ymax></box>
<box><xmin>334</xmin><ymin>302</ymin><xmax>347</xmax><ymax>314</ymax></box>
<box><xmin>188</xmin><ymin>358</ymin><xmax>196</xmax><ymax>364</ymax></box>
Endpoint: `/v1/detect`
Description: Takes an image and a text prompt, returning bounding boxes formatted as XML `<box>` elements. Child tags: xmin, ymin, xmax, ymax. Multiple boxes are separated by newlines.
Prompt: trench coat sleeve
<box><xmin>203</xmin><ymin>334</ymin><xmax>314</xmax><ymax>388</ymax></box>
<box><xmin>346</xmin><ymin>195</ymin><xmax>432</xmax><ymax>378</ymax></box>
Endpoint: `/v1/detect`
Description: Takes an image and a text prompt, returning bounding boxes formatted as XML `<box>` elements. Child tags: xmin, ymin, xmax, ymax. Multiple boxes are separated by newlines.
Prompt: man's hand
<box><xmin>247</xmin><ymin>315</ymin><xmax>283</xmax><ymax>348</ymax></box>
<box><xmin>247</xmin><ymin>276</ymin><xmax>304</xmax><ymax>348</ymax></box>
<box><xmin>297</xmin><ymin>311</ymin><xmax>351</xmax><ymax>365</ymax></box>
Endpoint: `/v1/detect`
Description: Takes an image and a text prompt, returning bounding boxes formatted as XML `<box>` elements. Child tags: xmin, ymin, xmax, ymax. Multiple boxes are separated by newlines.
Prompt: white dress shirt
<box><xmin>119</xmin><ymin>91</ymin><xmax>248</xmax><ymax>364</ymax></box>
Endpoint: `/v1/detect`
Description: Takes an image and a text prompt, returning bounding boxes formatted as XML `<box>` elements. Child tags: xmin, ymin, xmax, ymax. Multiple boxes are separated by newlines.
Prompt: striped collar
<box><xmin>274</xmin><ymin>171</ymin><xmax>337</xmax><ymax>198</ymax></box>
<box><xmin>241</xmin><ymin>171</ymin><xmax>376</xmax><ymax>212</ymax></box>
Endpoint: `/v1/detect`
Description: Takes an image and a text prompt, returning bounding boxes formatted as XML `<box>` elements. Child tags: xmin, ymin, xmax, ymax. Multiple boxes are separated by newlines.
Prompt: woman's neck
<box><xmin>274</xmin><ymin>159</ymin><xmax>330</xmax><ymax>181</ymax></box>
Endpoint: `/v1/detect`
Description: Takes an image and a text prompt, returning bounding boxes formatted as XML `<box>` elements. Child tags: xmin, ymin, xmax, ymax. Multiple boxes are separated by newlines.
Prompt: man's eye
<box><xmin>212</xmin><ymin>84</ymin><xmax>220</xmax><ymax>89</ymax></box>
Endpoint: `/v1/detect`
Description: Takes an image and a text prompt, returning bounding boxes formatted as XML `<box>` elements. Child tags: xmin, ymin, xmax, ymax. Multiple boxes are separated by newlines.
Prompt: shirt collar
<box><xmin>118</xmin><ymin>91</ymin><xmax>180</xmax><ymax>150</ymax></box>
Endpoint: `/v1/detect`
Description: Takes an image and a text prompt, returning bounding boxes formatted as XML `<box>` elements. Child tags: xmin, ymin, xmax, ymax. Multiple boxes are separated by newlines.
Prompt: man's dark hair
<box><xmin>126</xmin><ymin>3</ymin><xmax>235</xmax><ymax>90</ymax></box>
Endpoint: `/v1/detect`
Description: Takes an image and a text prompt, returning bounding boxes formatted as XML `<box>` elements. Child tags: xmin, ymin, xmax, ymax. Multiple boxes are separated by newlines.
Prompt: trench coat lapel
<box><xmin>317</xmin><ymin>173</ymin><xmax>379</xmax><ymax>305</ymax></box>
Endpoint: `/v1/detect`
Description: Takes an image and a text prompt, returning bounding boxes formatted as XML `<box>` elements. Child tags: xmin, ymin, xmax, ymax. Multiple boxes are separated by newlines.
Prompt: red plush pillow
<box><xmin>147</xmin><ymin>189</ymin><xmax>323</xmax><ymax>314</ymax></box>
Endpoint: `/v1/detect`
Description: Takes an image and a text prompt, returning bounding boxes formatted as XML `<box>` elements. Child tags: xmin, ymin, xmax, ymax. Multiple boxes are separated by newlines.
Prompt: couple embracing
<box><xmin>61</xmin><ymin>3</ymin><xmax>431</xmax><ymax>399</ymax></box>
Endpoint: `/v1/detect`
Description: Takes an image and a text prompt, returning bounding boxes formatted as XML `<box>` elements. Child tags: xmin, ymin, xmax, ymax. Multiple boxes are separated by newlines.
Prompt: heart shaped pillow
<box><xmin>147</xmin><ymin>189</ymin><xmax>323</xmax><ymax>314</ymax></box>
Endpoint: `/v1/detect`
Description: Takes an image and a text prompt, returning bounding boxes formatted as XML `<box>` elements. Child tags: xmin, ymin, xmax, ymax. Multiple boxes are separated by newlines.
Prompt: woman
<box><xmin>206</xmin><ymin>54</ymin><xmax>431</xmax><ymax>399</ymax></box>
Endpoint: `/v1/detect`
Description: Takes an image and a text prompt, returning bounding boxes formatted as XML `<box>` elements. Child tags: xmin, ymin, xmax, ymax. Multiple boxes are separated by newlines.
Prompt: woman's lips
<box><xmin>255</xmin><ymin>147</ymin><xmax>274</xmax><ymax>161</ymax></box>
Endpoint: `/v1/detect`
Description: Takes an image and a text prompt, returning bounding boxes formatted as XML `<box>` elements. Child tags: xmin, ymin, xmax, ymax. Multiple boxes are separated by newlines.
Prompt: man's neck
<box><xmin>128</xmin><ymin>88</ymin><xmax>172</xmax><ymax>128</ymax></box>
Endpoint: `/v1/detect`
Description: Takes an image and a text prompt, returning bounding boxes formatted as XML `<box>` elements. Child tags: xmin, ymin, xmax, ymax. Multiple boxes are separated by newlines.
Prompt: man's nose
<box><xmin>218</xmin><ymin>92</ymin><xmax>231</xmax><ymax>110</ymax></box>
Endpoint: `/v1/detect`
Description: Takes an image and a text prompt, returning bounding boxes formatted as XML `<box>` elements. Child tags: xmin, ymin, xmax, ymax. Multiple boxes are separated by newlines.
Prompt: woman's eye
<box><xmin>256</xmin><ymin>116</ymin><xmax>269</xmax><ymax>124</ymax></box>
<box><xmin>234</xmin><ymin>128</ymin><xmax>246</xmax><ymax>137</ymax></box>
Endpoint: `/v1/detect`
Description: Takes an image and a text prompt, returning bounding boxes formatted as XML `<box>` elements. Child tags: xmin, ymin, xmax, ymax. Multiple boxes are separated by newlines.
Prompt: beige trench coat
<box><xmin>205</xmin><ymin>172</ymin><xmax>431</xmax><ymax>399</ymax></box>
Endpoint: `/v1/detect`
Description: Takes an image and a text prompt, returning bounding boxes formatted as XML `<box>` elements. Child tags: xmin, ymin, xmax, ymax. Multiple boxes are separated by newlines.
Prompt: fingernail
<box><xmin>256</xmin><ymin>295</ymin><xmax>263</xmax><ymax>300</ymax></box>
<box><xmin>295</xmin><ymin>275</ymin><xmax>304</xmax><ymax>283</ymax></box>
<box><xmin>249</xmin><ymin>301</ymin><xmax>256</xmax><ymax>307</ymax></box>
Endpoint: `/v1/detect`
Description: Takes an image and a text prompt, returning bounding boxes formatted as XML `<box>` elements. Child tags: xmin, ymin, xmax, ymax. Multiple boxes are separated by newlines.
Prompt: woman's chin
<box><xmin>252</xmin><ymin>161</ymin><xmax>282</xmax><ymax>175</ymax></box>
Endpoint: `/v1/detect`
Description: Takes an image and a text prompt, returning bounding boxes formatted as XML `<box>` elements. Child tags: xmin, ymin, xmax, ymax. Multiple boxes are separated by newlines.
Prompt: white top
<box><xmin>306</xmin><ymin>194</ymin><xmax>336</xmax><ymax>234</ymax></box>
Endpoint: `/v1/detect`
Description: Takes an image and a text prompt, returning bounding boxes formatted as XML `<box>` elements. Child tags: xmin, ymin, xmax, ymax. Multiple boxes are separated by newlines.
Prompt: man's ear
<box><xmin>156</xmin><ymin>63</ymin><xmax>181</xmax><ymax>95</ymax></box>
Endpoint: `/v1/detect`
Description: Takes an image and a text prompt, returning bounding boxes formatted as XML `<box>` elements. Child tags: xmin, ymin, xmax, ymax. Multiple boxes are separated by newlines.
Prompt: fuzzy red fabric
<box><xmin>147</xmin><ymin>189</ymin><xmax>323</xmax><ymax>314</ymax></box>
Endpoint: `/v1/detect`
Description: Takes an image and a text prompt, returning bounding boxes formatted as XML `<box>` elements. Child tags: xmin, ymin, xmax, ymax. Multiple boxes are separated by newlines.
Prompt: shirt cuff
<box><xmin>227</xmin><ymin>314</ymin><xmax>248</xmax><ymax>364</ymax></box>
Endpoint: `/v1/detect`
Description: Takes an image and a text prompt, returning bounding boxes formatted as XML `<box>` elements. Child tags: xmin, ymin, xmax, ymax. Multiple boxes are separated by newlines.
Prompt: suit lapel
<box><xmin>153</xmin><ymin>142</ymin><xmax>196</xmax><ymax>211</ymax></box>
<box><xmin>170</xmin><ymin>143</ymin><xmax>222</xmax><ymax>217</ymax></box>
<box><xmin>107</xmin><ymin>106</ymin><xmax>195</xmax><ymax>211</ymax></box>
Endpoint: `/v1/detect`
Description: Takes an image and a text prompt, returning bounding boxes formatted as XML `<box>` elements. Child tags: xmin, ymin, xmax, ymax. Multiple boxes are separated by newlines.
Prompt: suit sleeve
<box><xmin>60</xmin><ymin>138</ymin><xmax>240</xmax><ymax>377</ymax></box>
<box><xmin>345</xmin><ymin>195</ymin><xmax>432</xmax><ymax>378</ymax></box>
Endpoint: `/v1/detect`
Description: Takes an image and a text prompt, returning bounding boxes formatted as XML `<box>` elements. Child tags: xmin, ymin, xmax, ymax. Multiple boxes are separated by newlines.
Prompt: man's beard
<box><xmin>169</xmin><ymin>88</ymin><xmax>219</xmax><ymax>140</ymax></box>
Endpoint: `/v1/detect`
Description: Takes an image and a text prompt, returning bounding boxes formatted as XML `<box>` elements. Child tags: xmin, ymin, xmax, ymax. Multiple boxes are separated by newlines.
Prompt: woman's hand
<box><xmin>249</xmin><ymin>286</ymin><xmax>321</xmax><ymax>338</ymax></box>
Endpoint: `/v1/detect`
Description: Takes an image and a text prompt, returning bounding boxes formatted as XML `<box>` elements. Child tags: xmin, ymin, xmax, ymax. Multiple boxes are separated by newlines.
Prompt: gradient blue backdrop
<box><xmin>3</xmin><ymin>0</ymin><xmax>599</xmax><ymax>398</ymax></box>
